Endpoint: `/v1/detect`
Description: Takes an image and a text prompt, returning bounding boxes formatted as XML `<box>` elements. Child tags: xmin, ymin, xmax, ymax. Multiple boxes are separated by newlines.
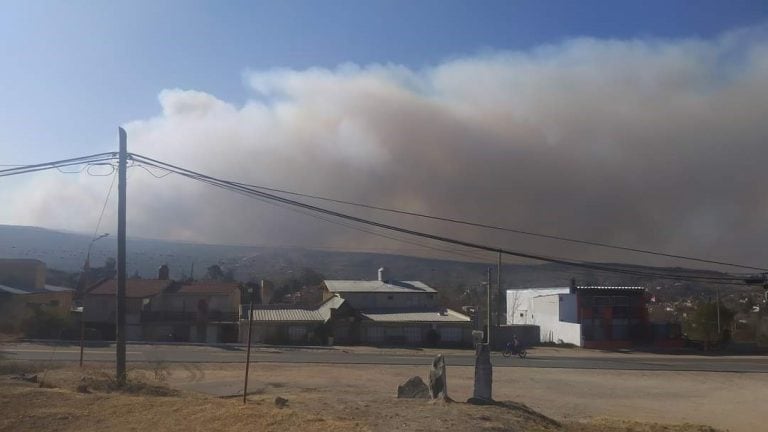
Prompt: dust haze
<box><xmin>4</xmin><ymin>25</ymin><xmax>768</xmax><ymax>269</ymax></box>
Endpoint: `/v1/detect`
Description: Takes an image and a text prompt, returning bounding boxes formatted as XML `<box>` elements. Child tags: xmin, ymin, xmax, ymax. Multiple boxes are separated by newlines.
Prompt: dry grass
<box><xmin>0</xmin><ymin>361</ymin><xmax>725</xmax><ymax>432</ymax></box>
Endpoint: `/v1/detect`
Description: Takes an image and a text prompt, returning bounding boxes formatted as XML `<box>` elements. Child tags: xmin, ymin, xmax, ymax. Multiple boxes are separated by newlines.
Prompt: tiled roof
<box><xmin>87</xmin><ymin>279</ymin><xmax>173</xmax><ymax>298</ymax></box>
<box><xmin>174</xmin><ymin>282</ymin><xmax>240</xmax><ymax>295</ymax></box>
<box><xmin>324</xmin><ymin>280</ymin><xmax>436</xmax><ymax>294</ymax></box>
<box><xmin>360</xmin><ymin>308</ymin><xmax>471</xmax><ymax>323</ymax></box>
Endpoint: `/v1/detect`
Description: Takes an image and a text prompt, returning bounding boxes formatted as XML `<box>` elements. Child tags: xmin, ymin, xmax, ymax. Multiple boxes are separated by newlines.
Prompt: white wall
<box><xmin>540</xmin><ymin>321</ymin><xmax>582</xmax><ymax>345</ymax></box>
<box><xmin>506</xmin><ymin>288</ymin><xmax>570</xmax><ymax>325</ymax></box>
<box><xmin>506</xmin><ymin>288</ymin><xmax>582</xmax><ymax>346</ymax></box>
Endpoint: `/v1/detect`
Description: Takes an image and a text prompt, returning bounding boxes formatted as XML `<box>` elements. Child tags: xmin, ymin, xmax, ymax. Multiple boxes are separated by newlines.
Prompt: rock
<box><xmin>397</xmin><ymin>376</ymin><xmax>430</xmax><ymax>399</ymax></box>
<box><xmin>274</xmin><ymin>396</ymin><xmax>288</xmax><ymax>408</ymax></box>
<box><xmin>15</xmin><ymin>373</ymin><xmax>38</xmax><ymax>383</ymax></box>
<box><xmin>76</xmin><ymin>383</ymin><xmax>91</xmax><ymax>394</ymax></box>
<box><xmin>428</xmin><ymin>353</ymin><xmax>449</xmax><ymax>401</ymax></box>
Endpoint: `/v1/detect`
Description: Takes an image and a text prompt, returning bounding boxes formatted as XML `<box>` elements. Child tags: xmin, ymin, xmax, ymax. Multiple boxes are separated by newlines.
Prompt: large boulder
<box><xmin>397</xmin><ymin>376</ymin><xmax>430</xmax><ymax>399</ymax></box>
<box><xmin>428</xmin><ymin>353</ymin><xmax>449</xmax><ymax>401</ymax></box>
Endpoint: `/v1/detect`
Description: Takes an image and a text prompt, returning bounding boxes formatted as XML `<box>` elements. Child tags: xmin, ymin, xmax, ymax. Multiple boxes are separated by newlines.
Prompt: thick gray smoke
<box><xmin>5</xmin><ymin>25</ymin><xmax>768</xmax><ymax>268</ymax></box>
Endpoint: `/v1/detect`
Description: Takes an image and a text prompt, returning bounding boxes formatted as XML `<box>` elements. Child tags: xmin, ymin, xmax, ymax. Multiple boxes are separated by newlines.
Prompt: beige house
<box><xmin>84</xmin><ymin>266</ymin><xmax>241</xmax><ymax>343</ymax></box>
<box><xmin>0</xmin><ymin>258</ymin><xmax>74</xmax><ymax>334</ymax></box>
<box><xmin>322</xmin><ymin>267</ymin><xmax>473</xmax><ymax>347</ymax></box>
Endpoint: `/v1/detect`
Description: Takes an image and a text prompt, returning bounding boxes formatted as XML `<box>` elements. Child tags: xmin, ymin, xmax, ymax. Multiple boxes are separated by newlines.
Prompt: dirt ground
<box><xmin>0</xmin><ymin>360</ymin><xmax>737</xmax><ymax>432</ymax></box>
<box><xmin>164</xmin><ymin>362</ymin><xmax>762</xmax><ymax>432</ymax></box>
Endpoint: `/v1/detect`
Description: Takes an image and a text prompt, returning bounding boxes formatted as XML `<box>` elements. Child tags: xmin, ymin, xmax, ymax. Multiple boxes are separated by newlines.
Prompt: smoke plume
<box><xmin>5</xmin><ymin>25</ymin><xmax>768</xmax><ymax>269</ymax></box>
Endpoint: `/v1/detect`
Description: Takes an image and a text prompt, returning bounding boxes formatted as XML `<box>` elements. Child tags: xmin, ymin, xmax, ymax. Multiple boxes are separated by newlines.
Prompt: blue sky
<box><xmin>1</xmin><ymin>0</ymin><xmax>767</xmax><ymax>163</ymax></box>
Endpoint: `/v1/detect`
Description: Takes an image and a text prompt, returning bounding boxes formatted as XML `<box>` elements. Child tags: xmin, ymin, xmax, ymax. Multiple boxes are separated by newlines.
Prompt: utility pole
<box><xmin>716</xmin><ymin>287</ymin><xmax>721</xmax><ymax>337</ymax></box>
<box><xmin>487</xmin><ymin>267</ymin><xmax>492</xmax><ymax>347</ymax></box>
<box><xmin>243</xmin><ymin>284</ymin><xmax>256</xmax><ymax>404</ymax></box>
<box><xmin>116</xmin><ymin>127</ymin><xmax>127</xmax><ymax>386</ymax></box>
<box><xmin>497</xmin><ymin>251</ymin><xmax>502</xmax><ymax>327</ymax></box>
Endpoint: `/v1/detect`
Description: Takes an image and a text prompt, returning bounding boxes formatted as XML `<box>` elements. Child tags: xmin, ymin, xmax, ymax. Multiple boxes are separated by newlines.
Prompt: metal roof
<box><xmin>249</xmin><ymin>295</ymin><xmax>346</xmax><ymax>323</ymax></box>
<box><xmin>0</xmin><ymin>284</ymin><xmax>73</xmax><ymax>295</ymax></box>
<box><xmin>44</xmin><ymin>285</ymin><xmax>73</xmax><ymax>292</ymax></box>
<box><xmin>250</xmin><ymin>308</ymin><xmax>325</xmax><ymax>322</ymax></box>
<box><xmin>324</xmin><ymin>280</ymin><xmax>437</xmax><ymax>294</ymax></box>
<box><xmin>576</xmin><ymin>286</ymin><xmax>645</xmax><ymax>291</ymax></box>
<box><xmin>360</xmin><ymin>308</ymin><xmax>471</xmax><ymax>323</ymax></box>
<box><xmin>0</xmin><ymin>284</ymin><xmax>29</xmax><ymax>295</ymax></box>
<box><xmin>316</xmin><ymin>295</ymin><xmax>345</xmax><ymax>321</ymax></box>
<box><xmin>508</xmin><ymin>286</ymin><xmax>645</xmax><ymax>295</ymax></box>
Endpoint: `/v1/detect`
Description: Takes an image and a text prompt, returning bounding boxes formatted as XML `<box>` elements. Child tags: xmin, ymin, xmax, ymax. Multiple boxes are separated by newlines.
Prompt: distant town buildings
<box><xmin>242</xmin><ymin>267</ymin><xmax>473</xmax><ymax>347</ymax></box>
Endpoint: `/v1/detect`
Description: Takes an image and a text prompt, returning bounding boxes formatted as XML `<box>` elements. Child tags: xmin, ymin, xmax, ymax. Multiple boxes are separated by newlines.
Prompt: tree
<box><xmin>204</xmin><ymin>264</ymin><xmax>234</xmax><ymax>281</ymax></box>
<box><xmin>684</xmin><ymin>301</ymin><xmax>735</xmax><ymax>347</ymax></box>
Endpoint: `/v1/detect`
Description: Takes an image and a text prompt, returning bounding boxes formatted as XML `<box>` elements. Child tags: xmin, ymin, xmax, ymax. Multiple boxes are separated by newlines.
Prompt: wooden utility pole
<box><xmin>116</xmin><ymin>127</ymin><xmax>127</xmax><ymax>385</ymax></box>
<box><xmin>243</xmin><ymin>285</ymin><xmax>256</xmax><ymax>404</ymax></box>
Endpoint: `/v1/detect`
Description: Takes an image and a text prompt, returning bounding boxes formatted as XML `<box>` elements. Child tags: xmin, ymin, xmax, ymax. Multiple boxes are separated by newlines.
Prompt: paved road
<box><xmin>2</xmin><ymin>342</ymin><xmax>767</xmax><ymax>373</ymax></box>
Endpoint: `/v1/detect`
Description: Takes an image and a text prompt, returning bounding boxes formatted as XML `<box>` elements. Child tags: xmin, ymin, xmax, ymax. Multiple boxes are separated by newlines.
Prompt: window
<box><xmin>387</xmin><ymin>295</ymin><xmax>394</xmax><ymax>300</ymax></box>
<box><xmin>48</xmin><ymin>300</ymin><xmax>60</xmax><ymax>307</ymax></box>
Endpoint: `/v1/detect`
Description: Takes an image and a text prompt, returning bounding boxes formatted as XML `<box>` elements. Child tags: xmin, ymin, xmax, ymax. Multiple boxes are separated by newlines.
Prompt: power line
<box><xmin>0</xmin><ymin>153</ymin><xmax>117</xmax><ymax>178</ymax></box>
<box><xmin>220</xmin><ymin>180</ymin><xmax>768</xmax><ymax>272</ymax></box>
<box><xmin>92</xmin><ymin>171</ymin><xmax>118</xmax><ymax>238</ymax></box>
<box><xmin>129</xmin><ymin>153</ymin><xmax>748</xmax><ymax>285</ymax></box>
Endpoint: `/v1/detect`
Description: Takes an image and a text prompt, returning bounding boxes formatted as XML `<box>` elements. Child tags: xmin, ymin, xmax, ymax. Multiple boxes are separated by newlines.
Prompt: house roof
<box><xmin>324</xmin><ymin>280</ymin><xmax>436</xmax><ymax>294</ymax></box>
<box><xmin>0</xmin><ymin>284</ymin><xmax>73</xmax><ymax>295</ymax></box>
<box><xmin>359</xmin><ymin>308</ymin><xmax>471</xmax><ymax>323</ymax></box>
<box><xmin>0</xmin><ymin>284</ymin><xmax>29</xmax><ymax>295</ymax></box>
<box><xmin>173</xmin><ymin>282</ymin><xmax>240</xmax><ymax>295</ymax></box>
<box><xmin>508</xmin><ymin>286</ymin><xmax>645</xmax><ymax>297</ymax></box>
<box><xmin>44</xmin><ymin>284</ymin><xmax>73</xmax><ymax>292</ymax></box>
<box><xmin>249</xmin><ymin>307</ymin><xmax>325</xmax><ymax>322</ymax></box>
<box><xmin>248</xmin><ymin>295</ymin><xmax>346</xmax><ymax>323</ymax></box>
<box><xmin>575</xmin><ymin>286</ymin><xmax>645</xmax><ymax>291</ymax></box>
<box><xmin>87</xmin><ymin>279</ymin><xmax>173</xmax><ymax>298</ymax></box>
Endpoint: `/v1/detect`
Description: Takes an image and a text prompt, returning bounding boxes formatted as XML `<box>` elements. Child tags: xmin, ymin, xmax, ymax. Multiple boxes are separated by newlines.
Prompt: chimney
<box><xmin>158</xmin><ymin>264</ymin><xmax>170</xmax><ymax>280</ymax></box>
<box><xmin>261</xmin><ymin>280</ymin><xmax>274</xmax><ymax>305</ymax></box>
<box><xmin>378</xmin><ymin>267</ymin><xmax>389</xmax><ymax>282</ymax></box>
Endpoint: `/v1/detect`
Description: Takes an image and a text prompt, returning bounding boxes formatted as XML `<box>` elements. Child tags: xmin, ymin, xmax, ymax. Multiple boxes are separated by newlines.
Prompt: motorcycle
<box><xmin>502</xmin><ymin>343</ymin><xmax>527</xmax><ymax>359</ymax></box>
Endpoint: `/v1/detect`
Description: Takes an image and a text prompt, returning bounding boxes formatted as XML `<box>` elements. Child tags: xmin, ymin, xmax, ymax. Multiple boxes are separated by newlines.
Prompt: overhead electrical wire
<box><xmin>0</xmin><ymin>152</ymin><xmax>117</xmax><ymax>178</ymax></box>
<box><xmin>1</xmin><ymin>150</ymin><xmax>757</xmax><ymax>285</ymax></box>
<box><xmin>129</xmin><ymin>153</ymin><xmax>749</xmax><ymax>285</ymax></box>
<box><xmin>224</xmin><ymin>181</ymin><xmax>767</xmax><ymax>272</ymax></box>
